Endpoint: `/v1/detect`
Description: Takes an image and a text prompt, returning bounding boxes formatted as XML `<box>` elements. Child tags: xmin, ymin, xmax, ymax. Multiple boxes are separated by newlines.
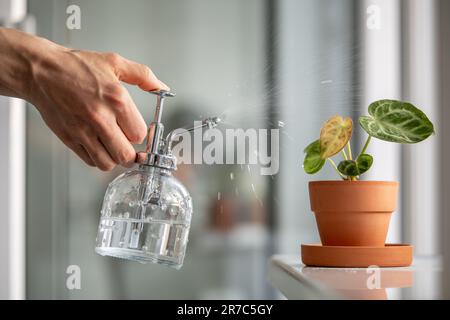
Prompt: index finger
<box><xmin>113</xmin><ymin>55</ymin><xmax>169</xmax><ymax>91</ymax></box>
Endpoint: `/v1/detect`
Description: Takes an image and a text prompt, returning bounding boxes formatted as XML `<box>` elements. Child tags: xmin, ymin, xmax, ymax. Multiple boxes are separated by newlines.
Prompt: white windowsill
<box><xmin>268</xmin><ymin>254</ymin><xmax>442</xmax><ymax>300</ymax></box>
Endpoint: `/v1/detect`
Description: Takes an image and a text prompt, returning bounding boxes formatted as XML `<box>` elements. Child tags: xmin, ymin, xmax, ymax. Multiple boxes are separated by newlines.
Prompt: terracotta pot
<box><xmin>309</xmin><ymin>181</ymin><xmax>398</xmax><ymax>247</ymax></box>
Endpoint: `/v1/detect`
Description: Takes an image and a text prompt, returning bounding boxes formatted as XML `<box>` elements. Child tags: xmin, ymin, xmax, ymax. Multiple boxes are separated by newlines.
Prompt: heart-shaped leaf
<box><xmin>338</xmin><ymin>154</ymin><xmax>374</xmax><ymax>177</ymax></box>
<box><xmin>303</xmin><ymin>140</ymin><xmax>325</xmax><ymax>174</ymax></box>
<box><xmin>338</xmin><ymin>160</ymin><xmax>359</xmax><ymax>177</ymax></box>
<box><xmin>359</xmin><ymin>100</ymin><xmax>435</xmax><ymax>144</ymax></box>
<box><xmin>320</xmin><ymin>116</ymin><xmax>353</xmax><ymax>159</ymax></box>
<box><xmin>356</xmin><ymin>154</ymin><xmax>373</xmax><ymax>175</ymax></box>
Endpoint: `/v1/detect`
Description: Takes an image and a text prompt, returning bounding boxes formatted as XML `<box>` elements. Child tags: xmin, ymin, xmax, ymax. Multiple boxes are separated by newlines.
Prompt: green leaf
<box><xmin>338</xmin><ymin>154</ymin><xmax>374</xmax><ymax>177</ymax></box>
<box><xmin>356</xmin><ymin>154</ymin><xmax>373</xmax><ymax>175</ymax></box>
<box><xmin>338</xmin><ymin>160</ymin><xmax>359</xmax><ymax>177</ymax></box>
<box><xmin>303</xmin><ymin>140</ymin><xmax>326</xmax><ymax>174</ymax></box>
<box><xmin>359</xmin><ymin>100</ymin><xmax>435</xmax><ymax>144</ymax></box>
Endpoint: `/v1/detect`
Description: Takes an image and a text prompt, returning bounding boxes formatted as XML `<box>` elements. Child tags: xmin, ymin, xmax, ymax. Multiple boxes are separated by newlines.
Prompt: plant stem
<box><xmin>341</xmin><ymin>149</ymin><xmax>348</xmax><ymax>160</ymax></box>
<box><xmin>347</xmin><ymin>142</ymin><xmax>353</xmax><ymax>160</ymax></box>
<box><xmin>359</xmin><ymin>135</ymin><xmax>372</xmax><ymax>158</ymax></box>
<box><xmin>327</xmin><ymin>158</ymin><xmax>347</xmax><ymax>179</ymax></box>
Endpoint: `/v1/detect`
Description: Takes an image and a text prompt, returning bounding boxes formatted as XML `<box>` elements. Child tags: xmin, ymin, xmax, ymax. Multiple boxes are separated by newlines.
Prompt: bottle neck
<box><xmin>138</xmin><ymin>164</ymin><xmax>172</xmax><ymax>176</ymax></box>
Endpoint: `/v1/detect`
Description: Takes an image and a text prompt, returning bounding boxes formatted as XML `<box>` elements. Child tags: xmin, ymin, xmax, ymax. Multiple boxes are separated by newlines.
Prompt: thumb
<box><xmin>112</xmin><ymin>54</ymin><xmax>169</xmax><ymax>91</ymax></box>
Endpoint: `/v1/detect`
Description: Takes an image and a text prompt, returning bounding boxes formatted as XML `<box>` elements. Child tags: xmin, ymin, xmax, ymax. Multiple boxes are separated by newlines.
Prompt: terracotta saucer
<box><xmin>301</xmin><ymin>244</ymin><xmax>413</xmax><ymax>267</ymax></box>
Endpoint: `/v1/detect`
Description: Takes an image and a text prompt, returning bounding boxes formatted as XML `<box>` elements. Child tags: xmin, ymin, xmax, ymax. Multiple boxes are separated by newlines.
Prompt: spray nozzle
<box><xmin>164</xmin><ymin>116</ymin><xmax>221</xmax><ymax>154</ymax></box>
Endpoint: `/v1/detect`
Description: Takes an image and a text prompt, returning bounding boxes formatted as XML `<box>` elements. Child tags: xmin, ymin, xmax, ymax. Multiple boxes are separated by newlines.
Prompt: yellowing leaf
<box><xmin>319</xmin><ymin>116</ymin><xmax>353</xmax><ymax>159</ymax></box>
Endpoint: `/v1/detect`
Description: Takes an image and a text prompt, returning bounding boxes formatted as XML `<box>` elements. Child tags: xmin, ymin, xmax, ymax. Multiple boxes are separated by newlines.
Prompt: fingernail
<box><xmin>159</xmin><ymin>80</ymin><xmax>170</xmax><ymax>91</ymax></box>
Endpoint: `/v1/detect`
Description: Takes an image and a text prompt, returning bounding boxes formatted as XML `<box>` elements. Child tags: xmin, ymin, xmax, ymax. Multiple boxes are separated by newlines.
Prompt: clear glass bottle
<box><xmin>95</xmin><ymin>90</ymin><xmax>219</xmax><ymax>269</ymax></box>
<box><xmin>95</xmin><ymin>165</ymin><xmax>192</xmax><ymax>269</ymax></box>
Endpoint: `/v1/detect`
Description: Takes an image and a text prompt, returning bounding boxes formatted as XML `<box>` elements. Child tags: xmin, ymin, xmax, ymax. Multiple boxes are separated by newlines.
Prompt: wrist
<box><xmin>25</xmin><ymin>36</ymin><xmax>69</xmax><ymax>106</ymax></box>
<box><xmin>0</xmin><ymin>28</ymin><xmax>67</xmax><ymax>103</ymax></box>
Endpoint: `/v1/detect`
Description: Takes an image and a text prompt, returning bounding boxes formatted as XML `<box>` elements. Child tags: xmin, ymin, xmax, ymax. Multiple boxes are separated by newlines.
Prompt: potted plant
<box><xmin>302</xmin><ymin>100</ymin><xmax>435</xmax><ymax>266</ymax></box>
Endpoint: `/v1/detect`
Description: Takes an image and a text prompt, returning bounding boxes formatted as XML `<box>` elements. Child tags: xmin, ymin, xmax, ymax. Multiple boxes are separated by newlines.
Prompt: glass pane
<box><xmin>26</xmin><ymin>0</ymin><xmax>357</xmax><ymax>299</ymax></box>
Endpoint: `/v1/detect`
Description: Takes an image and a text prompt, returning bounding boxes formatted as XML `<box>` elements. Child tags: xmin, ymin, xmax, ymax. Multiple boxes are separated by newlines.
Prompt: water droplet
<box><xmin>217</xmin><ymin>192</ymin><xmax>221</xmax><ymax>201</ymax></box>
<box><xmin>184</xmin><ymin>196</ymin><xmax>192</xmax><ymax>206</ymax></box>
<box><xmin>169</xmin><ymin>206</ymin><xmax>178</xmax><ymax>216</ymax></box>
<box><xmin>278</xmin><ymin>121</ymin><xmax>285</xmax><ymax>127</ymax></box>
<box><xmin>118</xmin><ymin>213</ymin><xmax>123</xmax><ymax>218</ymax></box>
<box><xmin>119</xmin><ymin>241</ymin><xmax>124</xmax><ymax>247</ymax></box>
<box><xmin>321</xmin><ymin>79</ymin><xmax>333</xmax><ymax>84</ymax></box>
<box><xmin>129</xmin><ymin>201</ymin><xmax>135</xmax><ymax>207</ymax></box>
<box><xmin>123</xmin><ymin>212</ymin><xmax>130</xmax><ymax>219</ymax></box>
<box><xmin>230</xmin><ymin>172</ymin><xmax>234</xmax><ymax>180</ymax></box>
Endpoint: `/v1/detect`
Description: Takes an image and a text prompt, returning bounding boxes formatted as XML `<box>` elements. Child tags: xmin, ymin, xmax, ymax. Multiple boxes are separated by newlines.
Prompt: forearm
<box><xmin>0</xmin><ymin>28</ymin><xmax>65</xmax><ymax>102</ymax></box>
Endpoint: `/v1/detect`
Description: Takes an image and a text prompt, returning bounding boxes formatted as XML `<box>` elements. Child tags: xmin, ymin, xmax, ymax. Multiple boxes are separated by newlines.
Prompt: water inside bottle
<box><xmin>95</xmin><ymin>217</ymin><xmax>189</xmax><ymax>268</ymax></box>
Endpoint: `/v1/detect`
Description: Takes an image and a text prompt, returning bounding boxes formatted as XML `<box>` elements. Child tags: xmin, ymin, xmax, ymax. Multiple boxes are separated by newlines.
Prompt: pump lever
<box><xmin>136</xmin><ymin>89</ymin><xmax>177</xmax><ymax>170</ymax></box>
<box><xmin>148</xmin><ymin>89</ymin><xmax>176</xmax><ymax>123</ymax></box>
<box><xmin>148</xmin><ymin>89</ymin><xmax>176</xmax><ymax>98</ymax></box>
<box><xmin>144</xmin><ymin>90</ymin><xmax>176</xmax><ymax>154</ymax></box>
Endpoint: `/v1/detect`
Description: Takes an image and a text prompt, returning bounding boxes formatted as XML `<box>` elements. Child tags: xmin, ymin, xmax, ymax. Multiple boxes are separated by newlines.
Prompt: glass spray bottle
<box><xmin>95</xmin><ymin>90</ymin><xmax>220</xmax><ymax>269</ymax></box>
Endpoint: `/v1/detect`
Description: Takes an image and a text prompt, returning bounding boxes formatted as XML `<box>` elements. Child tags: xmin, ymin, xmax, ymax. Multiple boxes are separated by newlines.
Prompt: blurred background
<box><xmin>0</xmin><ymin>0</ymin><xmax>449</xmax><ymax>299</ymax></box>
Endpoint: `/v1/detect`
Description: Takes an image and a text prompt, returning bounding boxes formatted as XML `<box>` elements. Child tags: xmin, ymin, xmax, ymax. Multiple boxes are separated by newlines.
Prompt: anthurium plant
<box><xmin>303</xmin><ymin>100</ymin><xmax>435</xmax><ymax>180</ymax></box>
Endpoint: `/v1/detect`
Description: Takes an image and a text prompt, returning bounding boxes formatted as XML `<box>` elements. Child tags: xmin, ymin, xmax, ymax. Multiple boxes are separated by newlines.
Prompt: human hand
<box><xmin>31</xmin><ymin>49</ymin><xmax>168</xmax><ymax>171</ymax></box>
<box><xmin>15</xmin><ymin>32</ymin><xmax>168</xmax><ymax>171</ymax></box>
